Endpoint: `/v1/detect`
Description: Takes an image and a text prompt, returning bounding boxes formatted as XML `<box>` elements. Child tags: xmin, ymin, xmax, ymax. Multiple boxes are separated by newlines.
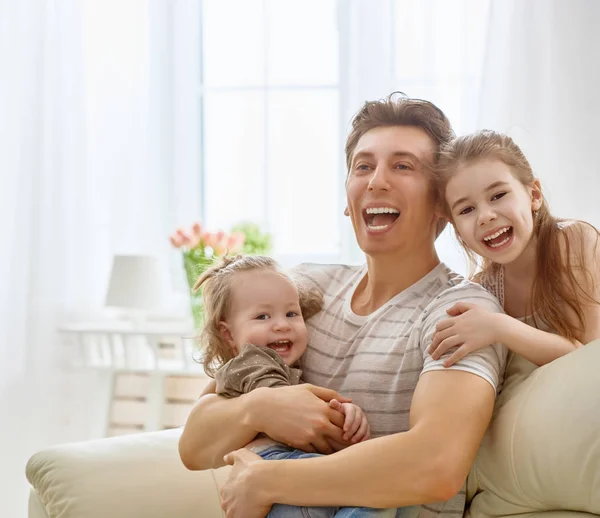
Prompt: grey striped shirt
<box><xmin>292</xmin><ymin>262</ymin><xmax>507</xmax><ymax>517</ymax></box>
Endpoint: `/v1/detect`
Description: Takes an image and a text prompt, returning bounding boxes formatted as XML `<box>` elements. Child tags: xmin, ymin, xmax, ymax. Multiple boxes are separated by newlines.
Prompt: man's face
<box><xmin>345</xmin><ymin>126</ymin><xmax>439</xmax><ymax>257</ymax></box>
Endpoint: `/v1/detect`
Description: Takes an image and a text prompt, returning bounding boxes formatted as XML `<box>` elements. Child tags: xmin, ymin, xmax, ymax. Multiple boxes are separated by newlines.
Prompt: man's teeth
<box><xmin>483</xmin><ymin>227</ymin><xmax>510</xmax><ymax>241</ymax></box>
<box><xmin>368</xmin><ymin>224</ymin><xmax>390</xmax><ymax>230</ymax></box>
<box><xmin>365</xmin><ymin>207</ymin><xmax>399</xmax><ymax>215</ymax></box>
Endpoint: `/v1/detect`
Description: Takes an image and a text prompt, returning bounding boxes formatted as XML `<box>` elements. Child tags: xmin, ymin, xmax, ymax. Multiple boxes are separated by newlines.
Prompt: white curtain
<box><xmin>0</xmin><ymin>1</ymin><xmax>200</xmax><ymax>515</ymax></box>
<box><xmin>479</xmin><ymin>0</ymin><xmax>600</xmax><ymax>229</ymax></box>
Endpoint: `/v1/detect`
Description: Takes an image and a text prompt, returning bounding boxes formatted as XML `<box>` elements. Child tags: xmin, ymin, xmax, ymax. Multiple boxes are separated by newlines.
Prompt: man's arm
<box><xmin>178</xmin><ymin>383</ymin><xmax>352</xmax><ymax>470</ymax></box>
<box><xmin>221</xmin><ymin>369</ymin><xmax>496</xmax><ymax>511</ymax></box>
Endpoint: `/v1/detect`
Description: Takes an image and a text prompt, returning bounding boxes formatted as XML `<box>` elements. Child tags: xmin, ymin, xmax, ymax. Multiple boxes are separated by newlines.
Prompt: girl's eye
<box><xmin>458</xmin><ymin>206</ymin><xmax>474</xmax><ymax>216</ymax></box>
<box><xmin>255</xmin><ymin>314</ymin><xmax>269</xmax><ymax>321</ymax></box>
<box><xmin>286</xmin><ymin>311</ymin><xmax>299</xmax><ymax>318</ymax></box>
<box><xmin>491</xmin><ymin>191</ymin><xmax>507</xmax><ymax>201</ymax></box>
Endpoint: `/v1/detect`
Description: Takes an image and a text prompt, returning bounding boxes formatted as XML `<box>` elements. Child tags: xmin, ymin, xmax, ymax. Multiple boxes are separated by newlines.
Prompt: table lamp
<box><xmin>105</xmin><ymin>255</ymin><xmax>170</xmax><ymax>324</ymax></box>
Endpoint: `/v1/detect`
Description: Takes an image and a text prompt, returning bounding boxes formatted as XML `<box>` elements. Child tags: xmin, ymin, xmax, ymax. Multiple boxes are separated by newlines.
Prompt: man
<box><xmin>179</xmin><ymin>93</ymin><xmax>507</xmax><ymax>517</ymax></box>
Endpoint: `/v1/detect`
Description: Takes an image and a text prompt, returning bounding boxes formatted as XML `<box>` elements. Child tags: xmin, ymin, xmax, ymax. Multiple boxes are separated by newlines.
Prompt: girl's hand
<box><xmin>221</xmin><ymin>449</ymin><xmax>271</xmax><ymax>518</ymax></box>
<box><xmin>428</xmin><ymin>302</ymin><xmax>503</xmax><ymax>367</ymax></box>
<box><xmin>329</xmin><ymin>399</ymin><xmax>371</xmax><ymax>443</ymax></box>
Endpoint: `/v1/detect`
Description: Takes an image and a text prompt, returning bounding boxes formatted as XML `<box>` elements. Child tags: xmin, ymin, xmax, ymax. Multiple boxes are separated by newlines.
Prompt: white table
<box><xmin>58</xmin><ymin>319</ymin><xmax>209</xmax><ymax>437</ymax></box>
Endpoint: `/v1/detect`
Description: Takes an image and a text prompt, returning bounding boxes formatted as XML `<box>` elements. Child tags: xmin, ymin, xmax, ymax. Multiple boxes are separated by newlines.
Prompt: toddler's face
<box><xmin>222</xmin><ymin>270</ymin><xmax>308</xmax><ymax>366</ymax></box>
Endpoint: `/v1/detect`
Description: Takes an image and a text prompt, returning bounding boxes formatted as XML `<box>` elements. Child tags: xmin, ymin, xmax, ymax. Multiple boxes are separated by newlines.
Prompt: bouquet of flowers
<box><xmin>169</xmin><ymin>221</ymin><xmax>272</xmax><ymax>330</ymax></box>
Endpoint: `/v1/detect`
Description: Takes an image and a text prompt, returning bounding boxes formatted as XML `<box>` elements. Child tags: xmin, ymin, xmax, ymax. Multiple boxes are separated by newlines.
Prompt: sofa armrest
<box><xmin>26</xmin><ymin>428</ymin><xmax>226</xmax><ymax>518</ymax></box>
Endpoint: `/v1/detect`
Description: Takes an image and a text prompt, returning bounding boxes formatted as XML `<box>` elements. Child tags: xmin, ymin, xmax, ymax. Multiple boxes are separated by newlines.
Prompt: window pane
<box><xmin>203</xmin><ymin>92</ymin><xmax>266</xmax><ymax>232</ymax></box>
<box><xmin>202</xmin><ymin>0</ymin><xmax>265</xmax><ymax>87</ymax></box>
<box><xmin>266</xmin><ymin>0</ymin><xmax>339</xmax><ymax>86</ymax></box>
<box><xmin>267</xmin><ymin>90</ymin><xmax>340</xmax><ymax>255</ymax></box>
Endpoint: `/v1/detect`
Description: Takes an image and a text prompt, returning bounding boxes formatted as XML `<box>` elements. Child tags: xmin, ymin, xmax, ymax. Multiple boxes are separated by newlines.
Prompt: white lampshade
<box><xmin>105</xmin><ymin>255</ymin><xmax>169</xmax><ymax>311</ymax></box>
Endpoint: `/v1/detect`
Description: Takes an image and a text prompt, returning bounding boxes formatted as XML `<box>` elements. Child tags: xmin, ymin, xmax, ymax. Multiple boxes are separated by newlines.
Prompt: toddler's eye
<box><xmin>491</xmin><ymin>192</ymin><xmax>507</xmax><ymax>201</ymax></box>
<box><xmin>458</xmin><ymin>206</ymin><xmax>474</xmax><ymax>215</ymax></box>
<box><xmin>255</xmin><ymin>314</ymin><xmax>269</xmax><ymax>320</ymax></box>
<box><xmin>286</xmin><ymin>311</ymin><xmax>299</xmax><ymax>318</ymax></box>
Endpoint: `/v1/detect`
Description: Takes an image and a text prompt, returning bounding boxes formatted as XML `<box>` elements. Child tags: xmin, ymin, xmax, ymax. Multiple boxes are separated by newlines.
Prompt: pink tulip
<box><xmin>227</xmin><ymin>231</ymin><xmax>246</xmax><ymax>253</ymax></box>
<box><xmin>213</xmin><ymin>231</ymin><xmax>229</xmax><ymax>256</ymax></box>
<box><xmin>202</xmin><ymin>231</ymin><xmax>217</xmax><ymax>249</ymax></box>
<box><xmin>169</xmin><ymin>234</ymin><xmax>182</xmax><ymax>248</ymax></box>
<box><xmin>192</xmin><ymin>222</ymin><xmax>203</xmax><ymax>238</ymax></box>
<box><xmin>176</xmin><ymin>229</ymin><xmax>193</xmax><ymax>247</ymax></box>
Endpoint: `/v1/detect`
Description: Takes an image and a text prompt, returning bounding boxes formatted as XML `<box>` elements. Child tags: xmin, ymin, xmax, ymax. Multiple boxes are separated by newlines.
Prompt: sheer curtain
<box><xmin>479</xmin><ymin>0</ymin><xmax>600</xmax><ymax>229</ymax></box>
<box><xmin>0</xmin><ymin>1</ymin><xmax>200</xmax><ymax>515</ymax></box>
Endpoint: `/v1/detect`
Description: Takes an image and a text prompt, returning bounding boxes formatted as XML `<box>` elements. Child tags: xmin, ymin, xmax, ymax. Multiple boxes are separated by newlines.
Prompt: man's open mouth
<box><xmin>363</xmin><ymin>207</ymin><xmax>400</xmax><ymax>231</ymax></box>
<box><xmin>267</xmin><ymin>340</ymin><xmax>293</xmax><ymax>354</ymax></box>
<box><xmin>482</xmin><ymin>226</ymin><xmax>513</xmax><ymax>248</ymax></box>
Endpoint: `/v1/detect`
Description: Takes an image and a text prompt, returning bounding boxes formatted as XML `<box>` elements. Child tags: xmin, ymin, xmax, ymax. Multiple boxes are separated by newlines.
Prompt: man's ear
<box><xmin>530</xmin><ymin>178</ymin><xmax>543</xmax><ymax>212</ymax></box>
<box><xmin>344</xmin><ymin>206</ymin><xmax>349</xmax><ymax>217</ymax></box>
<box><xmin>218</xmin><ymin>321</ymin><xmax>238</xmax><ymax>355</ymax></box>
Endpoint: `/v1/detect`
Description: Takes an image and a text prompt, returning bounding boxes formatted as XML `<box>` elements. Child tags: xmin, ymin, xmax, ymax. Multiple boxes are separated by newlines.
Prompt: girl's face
<box><xmin>445</xmin><ymin>158</ymin><xmax>542</xmax><ymax>265</ymax></box>
<box><xmin>219</xmin><ymin>270</ymin><xmax>308</xmax><ymax>367</ymax></box>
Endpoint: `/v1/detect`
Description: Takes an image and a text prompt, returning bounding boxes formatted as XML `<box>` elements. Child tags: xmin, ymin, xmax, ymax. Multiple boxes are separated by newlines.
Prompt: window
<box><xmin>198</xmin><ymin>0</ymin><xmax>342</xmax><ymax>265</ymax></box>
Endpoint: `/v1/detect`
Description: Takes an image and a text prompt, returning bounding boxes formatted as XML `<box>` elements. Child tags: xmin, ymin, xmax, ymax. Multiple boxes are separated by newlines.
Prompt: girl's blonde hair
<box><xmin>193</xmin><ymin>255</ymin><xmax>323</xmax><ymax>377</ymax></box>
<box><xmin>436</xmin><ymin>130</ymin><xmax>599</xmax><ymax>341</ymax></box>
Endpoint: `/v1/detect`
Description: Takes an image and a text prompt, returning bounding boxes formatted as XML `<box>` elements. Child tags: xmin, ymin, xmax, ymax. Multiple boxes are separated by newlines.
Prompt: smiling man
<box><xmin>179</xmin><ymin>93</ymin><xmax>507</xmax><ymax>517</ymax></box>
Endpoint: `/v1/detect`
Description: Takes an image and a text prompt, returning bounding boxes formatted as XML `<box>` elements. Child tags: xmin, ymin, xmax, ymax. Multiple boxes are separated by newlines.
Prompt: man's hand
<box><xmin>329</xmin><ymin>399</ymin><xmax>371</xmax><ymax>443</ymax></box>
<box><xmin>221</xmin><ymin>449</ymin><xmax>271</xmax><ymax>518</ymax></box>
<box><xmin>252</xmin><ymin>384</ymin><xmax>354</xmax><ymax>454</ymax></box>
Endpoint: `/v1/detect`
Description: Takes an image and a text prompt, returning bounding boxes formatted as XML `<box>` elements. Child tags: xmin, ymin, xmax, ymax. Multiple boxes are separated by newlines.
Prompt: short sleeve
<box><xmin>420</xmin><ymin>283</ymin><xmax>508</xmax><ymax>392</ymax></box>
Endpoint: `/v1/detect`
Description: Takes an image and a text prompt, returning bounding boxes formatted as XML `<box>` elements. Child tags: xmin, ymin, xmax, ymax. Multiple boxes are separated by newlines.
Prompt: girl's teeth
<box><xmin>484</xmin><ymin>227</ymin><xmax>510</xmax><ymax>241</ymax></box>
<box><xmin>488</xmin><ymin>236</ymin><xmax>510</xmax><ymax>248</ymax></box>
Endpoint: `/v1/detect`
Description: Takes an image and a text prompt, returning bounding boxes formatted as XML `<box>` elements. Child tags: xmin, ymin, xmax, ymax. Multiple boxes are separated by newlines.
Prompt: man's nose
<box><xmin>368</xmin><ymin>166</ymin><xmax>391</xmax><ymax>191</ymax></box>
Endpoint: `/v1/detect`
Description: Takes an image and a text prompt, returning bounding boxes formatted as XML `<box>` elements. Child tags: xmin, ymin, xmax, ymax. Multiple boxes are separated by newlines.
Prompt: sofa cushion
<box><xmin>466</xmin><ymin>339</ymin><xmax>600</xmax><ymax>516</ymax></box>
<box><xmin>26</xmin><ymin>429</ymin><xmax>223</xmax><ymax>518</ymax></box>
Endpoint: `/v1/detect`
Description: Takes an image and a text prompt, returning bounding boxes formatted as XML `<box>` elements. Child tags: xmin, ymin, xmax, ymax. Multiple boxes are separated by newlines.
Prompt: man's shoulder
<box><xmin>431</xmin><ymin>265</ymin><xmax>502</xmax><ymax>311</ymax></box>
<box><xmin>290</xmin><ymin>262</ymin><xmax>363</xmax><ymax>292</ymax></box>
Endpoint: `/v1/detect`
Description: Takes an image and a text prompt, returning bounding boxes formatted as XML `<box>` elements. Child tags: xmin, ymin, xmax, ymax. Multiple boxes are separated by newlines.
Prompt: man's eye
<box><xmin>395</xmin><ymin>163</ymin><xmax>411</xmax><ymax>170</ymax></box>
<box><xmin>458</xmin><ymin>206</ymin><xmax>474</xmax><ymax>216</ymax></box>
<box><xmin>491</xmin><ymin>192</ymin><xmax>507</xmax><ymax>201</ymax></box>
<box><xmin>255</xmin><ymin>314</ymin><xmax>269</xmax><ymax>320</ymax></box>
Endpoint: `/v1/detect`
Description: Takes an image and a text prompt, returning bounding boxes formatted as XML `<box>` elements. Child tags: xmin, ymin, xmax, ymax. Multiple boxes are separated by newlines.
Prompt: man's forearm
<box><xmin>179</xmin><ymin>392</ymin><xmax>258</xmax><ymax>470</ymax></box>
<box><xmin>256</xmin><ymin>428</ymin><xmax>459</xmax><ymax>509</ymax></box>
<box><xmin>241</xmin><ymin>371</ymin><xmax>495</xmax><ymax>509</ymax></box>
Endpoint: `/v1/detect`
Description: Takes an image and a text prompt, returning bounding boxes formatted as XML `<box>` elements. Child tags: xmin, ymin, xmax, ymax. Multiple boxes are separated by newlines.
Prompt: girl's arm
<box><xmin>429</xmin><ymin>304</ymin><xmax>579</xmax><ymax>367</ymax></box>
<box><xmin>494</xmin><ymin>313</ymin><xmax>581</xmax><ymax>365</ymax></box>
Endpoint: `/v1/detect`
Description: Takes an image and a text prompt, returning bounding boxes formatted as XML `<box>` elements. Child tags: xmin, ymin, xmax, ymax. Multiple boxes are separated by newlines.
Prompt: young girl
<box><xmin>194</xmin><ymin>255</ymin><xmax>395</xmax><ymax>518</ymax></box>
<box><xmin>428</xmin><ymin>130</ymin><xmax>600</xmax><ymax>373</ymax></box>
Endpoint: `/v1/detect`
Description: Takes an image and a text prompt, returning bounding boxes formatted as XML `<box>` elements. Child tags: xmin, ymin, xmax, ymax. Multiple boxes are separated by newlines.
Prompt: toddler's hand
<box><xmin>329</xmin><ymin>399</ymin><xmax>370</xmax><ymax>443</ymax></box>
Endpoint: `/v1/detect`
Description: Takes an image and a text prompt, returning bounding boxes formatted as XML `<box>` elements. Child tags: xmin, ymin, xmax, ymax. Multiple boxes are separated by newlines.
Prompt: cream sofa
<box><xmin>26</xmin><ymin>340</ymin><xmax>600</xmax><ymax>518</ymax></box>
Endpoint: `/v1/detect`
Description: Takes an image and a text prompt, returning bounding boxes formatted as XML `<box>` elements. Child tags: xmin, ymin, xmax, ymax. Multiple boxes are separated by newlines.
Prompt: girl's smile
<box><xmin>445</xmin><ymin>158</ymin><xmax>541</xmax><ymax>265</ymax></box>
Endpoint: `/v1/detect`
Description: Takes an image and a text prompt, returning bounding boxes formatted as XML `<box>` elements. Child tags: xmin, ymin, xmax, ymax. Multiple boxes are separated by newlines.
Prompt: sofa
<box><xmin>26</xmin><ymin>340</ymin><xmax>600</xmax><ymax>518</ymax></box>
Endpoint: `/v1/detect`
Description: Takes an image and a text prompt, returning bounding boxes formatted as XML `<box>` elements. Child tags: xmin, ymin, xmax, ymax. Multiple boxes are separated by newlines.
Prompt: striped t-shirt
<box><xmin>292</xmin><ymin>262</ymin><xmax>507</xmax><ymax>517</ymax></box>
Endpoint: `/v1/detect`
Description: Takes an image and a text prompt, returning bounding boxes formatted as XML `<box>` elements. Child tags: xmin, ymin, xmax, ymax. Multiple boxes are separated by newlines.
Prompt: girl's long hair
<box><xmin>436</xmin><ymin>130</ymin><xmax>599</xmax><ymax>341</ymax></box>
